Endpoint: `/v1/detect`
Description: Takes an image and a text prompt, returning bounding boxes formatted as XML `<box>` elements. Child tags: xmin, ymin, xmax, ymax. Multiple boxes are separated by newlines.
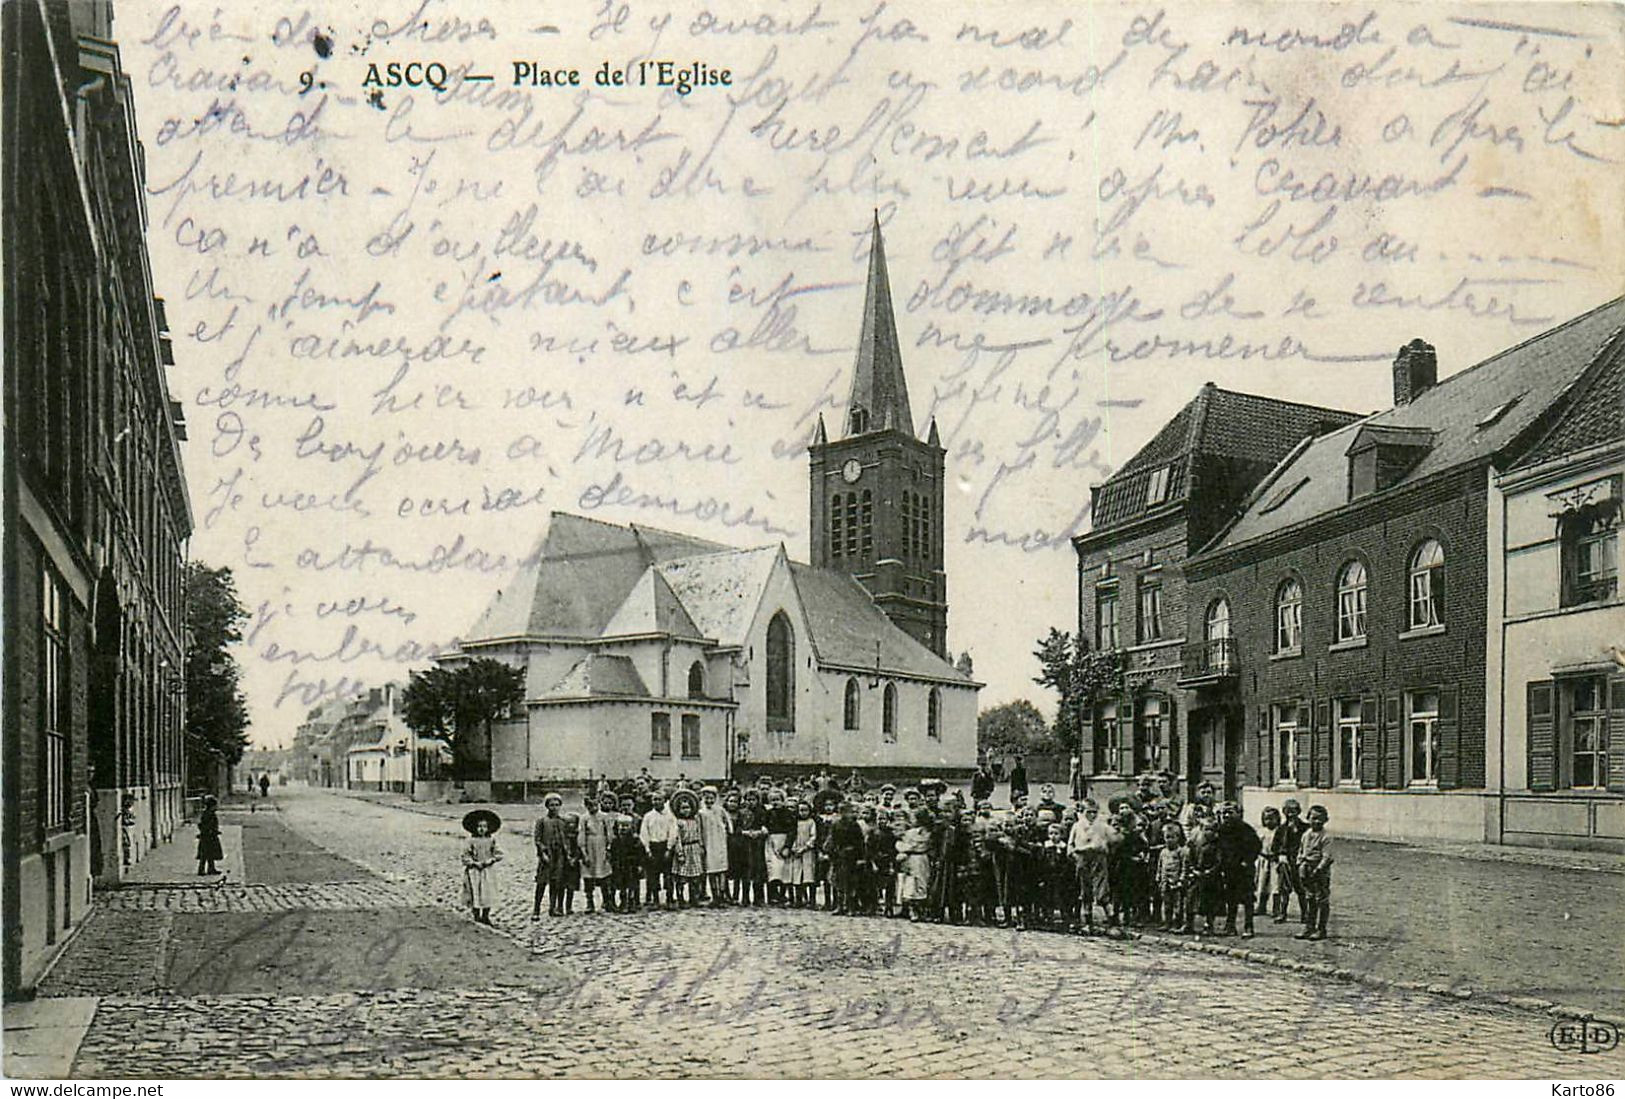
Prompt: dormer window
<box><xmin>1146</xmin><ymin>465</ymin><xmax>1171</xmax><ymax>505</ymax></box>
<box><xmin>848</xmin><ymin>406</ymin><xmax>869</xmax><ymax>434</ymax></box>
<box><xmin>1476</xmin><ymin>394</ymin><xmax>1524</xmax><ymax>430</ymax></box>
<box><xmin>1346</xmin><ymin>425</ymin><xmax>1435</xmax><ymax>500</ymax></box>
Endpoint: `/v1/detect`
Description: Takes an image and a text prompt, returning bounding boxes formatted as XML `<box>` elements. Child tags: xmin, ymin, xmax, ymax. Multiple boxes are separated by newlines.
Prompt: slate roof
<box><xmin>1515</xmin><ymin>324</ymin><xmax>1625</xmax><ymax>469</ymax></box>
<box><xmin>788</xmin><ymin>563</ymin><xmax>973</xmax><ymax>682</ymax></box>
<box><xmin>844</xmin><ymin>216</ymin><xmax>914</xmax><ymax>438</ymax></box>
<box><xmin>1212</xmin><ymin>296</ymin><xmax>1625</xmax><ymax>550</ymax></box>
<box><xmin>464</xmin><ymin>513</ymin><xmax>729</xmax><ymax>640</ymax></box>
<box><xmin>461</xmin><ymin>513</ymin><xmax>972</xmax><ymax>686</ymax></box>
<box><xmin>1090</xmin><ymin>384</ymin><xmax>1360</xmax><ymax>530</ymax></box>
<box><xmin>648</xmin><ymin>546</ymin><xmax>776</xmax><ymax>648</ymax></box>
<box><xmin>543</xmin><ymin>654</ymin><xmax>649</xmax><ymax>699</ymax></box>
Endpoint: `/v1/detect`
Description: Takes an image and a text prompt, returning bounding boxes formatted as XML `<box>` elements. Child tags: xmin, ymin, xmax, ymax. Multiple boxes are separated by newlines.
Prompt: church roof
<box><xmin>463</xmin><ymin>513</ymin><xmax>729</xmax><ymax>640</ymax></box>
<box><xmin>601</xmin><ymin>567</ymin><xmax>703</xmax><ymax>638</ymax></box>
<box><xmin>788</xmin><ymin>563</ymin><xmax>973</xmax><ymax>683</ymax></box>
<box><xmin>543</xmin><ymin>654</ymin><xmax>650</xmax><ymax>699</ymax></box>
<box><xmin>654</xmin><ymin>546</ymin><xmax>781</xmax><ymax>648</ymax></box>
<box><xmin>459</xmin><ymin>513</ymin><xmax>972</xmax><ymax>685</ymax></box>
<box><xmin>845</xmin><ymin>216</ymin><xmax>914</xmax><ymax>439</ymax></box>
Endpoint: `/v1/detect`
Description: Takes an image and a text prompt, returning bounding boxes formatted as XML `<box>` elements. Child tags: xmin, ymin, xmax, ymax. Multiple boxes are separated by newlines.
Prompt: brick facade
<box><xmin>1186</xmin><ymin>464</ymin><xmax>1490</xmax><ymax>799</ymax></box>
<box><xmin>4</xmin><ymin>1</ymin><xmax>191</xmax><ymax>997</ymax></box>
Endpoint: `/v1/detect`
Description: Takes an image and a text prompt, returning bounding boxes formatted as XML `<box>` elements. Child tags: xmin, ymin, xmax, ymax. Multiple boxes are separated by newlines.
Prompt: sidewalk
<box><xmin>120</xmin><ymin>814</ymin><xmax>247</xmax><ymax>886</ymax></box>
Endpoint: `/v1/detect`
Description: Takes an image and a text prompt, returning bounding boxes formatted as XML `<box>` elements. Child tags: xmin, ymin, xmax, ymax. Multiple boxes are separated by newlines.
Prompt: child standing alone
<box><xmin>461</xmin><ymin>809</ymin><xmax>503</xmax><ymax>925</ymax></box>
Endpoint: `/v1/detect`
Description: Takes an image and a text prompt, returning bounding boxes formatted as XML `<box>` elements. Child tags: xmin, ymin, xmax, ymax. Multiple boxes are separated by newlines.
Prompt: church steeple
<box><xmin>845</xmin><ymin>215</ymin><xmax>913</xmax><ymax>439</ymax></box>
<box><xmin>809</xmin><ymin>216</ymin><xmax>949</xmax><ymax>658</ymax></box>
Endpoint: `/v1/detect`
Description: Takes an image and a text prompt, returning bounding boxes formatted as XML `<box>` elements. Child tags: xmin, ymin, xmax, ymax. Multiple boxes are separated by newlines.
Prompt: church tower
<box><xmin>809</xmin><ymin>217</ymin><xmax>949</xmax><ymax>657</ymax></box>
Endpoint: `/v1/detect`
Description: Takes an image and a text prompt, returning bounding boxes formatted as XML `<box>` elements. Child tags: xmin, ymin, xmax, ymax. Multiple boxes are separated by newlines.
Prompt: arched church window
<box><xmin>687</xmin><ymin>661</ymin><xmax>705</xmax><ymax>699</ymax></box>
<box><xmin>844</xmin><ymin>678</ymin><xmax>861</xmax><ymax>731</ymax></box>
<box><xmin>882</xmin><ymin>683</ymin><xmax>898</xmax><ymax>743</ymax></box>
<box><xmin>830</xmin><ymin>493</ymin><xmax>844</xmax><ymax>558</ymax></box>
<box><xmin>860</xmin><ymin>490</ymin><xmax>873</xmax><ymax>556</ymax></box>
<box><xmin>766</xmin><ymin>612</ymin><xmax>795</xmax><ymax>731</ymax></box>
<box><xmin>845</xmin><ymin>493</ymin><xmax>859</xmax><ymax>556</ymax></box>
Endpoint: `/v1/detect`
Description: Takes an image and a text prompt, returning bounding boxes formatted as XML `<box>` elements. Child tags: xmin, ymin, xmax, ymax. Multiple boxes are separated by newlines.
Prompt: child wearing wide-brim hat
<box><xmin>461</xmin><ymin>809</ymin><xmax>503</xmax><ymax>924</ymax></box>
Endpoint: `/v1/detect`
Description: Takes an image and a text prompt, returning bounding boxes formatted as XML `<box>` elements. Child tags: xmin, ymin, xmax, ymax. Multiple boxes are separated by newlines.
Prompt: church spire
<box><xmin>845</xmin><ymin>214</ymin><xmax>913</xmax><ymax>439</ymax></box>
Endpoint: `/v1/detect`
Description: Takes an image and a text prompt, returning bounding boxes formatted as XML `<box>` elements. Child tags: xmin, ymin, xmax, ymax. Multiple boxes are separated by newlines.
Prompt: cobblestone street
<box><xmin>37</xmin><ymin>788</ymin><xmax>1624</xmax><ymax>1078</ymax></box>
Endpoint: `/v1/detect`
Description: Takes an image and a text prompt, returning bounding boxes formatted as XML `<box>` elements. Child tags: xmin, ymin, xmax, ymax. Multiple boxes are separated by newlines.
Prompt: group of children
<box><xmin>461</xmin><ymin>774</ymin><xmax>1335</xmax><ymax>941</ymax></box>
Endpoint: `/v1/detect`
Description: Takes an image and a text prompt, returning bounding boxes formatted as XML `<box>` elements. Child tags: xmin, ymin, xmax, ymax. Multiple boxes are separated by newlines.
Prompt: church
<box><xmin>447</xmin><ymin>221</ymin><xmax>980</xmax><ymax>792</ymax></box>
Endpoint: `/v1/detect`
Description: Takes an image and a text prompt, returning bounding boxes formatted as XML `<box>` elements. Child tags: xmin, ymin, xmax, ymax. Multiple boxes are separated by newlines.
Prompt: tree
<box><xmin>184</xmin><ymin>563</ymin><xmax>251</xmax><ymax>786</ymax></box>
<box><xmin>978</xmin><ymin>699</ymin><xmax>1055</xmax><ymax>758</ymax></box>
<box><xmin>400</xmin><ymin>658</ymin><xmax>525</xmax><ymax>781</ymax></box>
<box><xmin>1033</xmin><ymin>627</ymin><xmax>1126</xmax><ymax>753</ymax></box>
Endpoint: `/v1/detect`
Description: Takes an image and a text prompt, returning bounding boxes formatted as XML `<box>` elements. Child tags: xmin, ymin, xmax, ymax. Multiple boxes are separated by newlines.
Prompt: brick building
<box><xmin>3</xmin><ymin>1</ymin><xmax>190</xmax><ymax>997</ymax></box>
<box><xmin>1183</xmin><ymin>299</ymin><xmax>1624</xmax><ymax>844</ymax></box>
<box><xmin>1071</xmin><ymin>385</ymin><xmax>1359</xmax><ymax>804</ymax></box>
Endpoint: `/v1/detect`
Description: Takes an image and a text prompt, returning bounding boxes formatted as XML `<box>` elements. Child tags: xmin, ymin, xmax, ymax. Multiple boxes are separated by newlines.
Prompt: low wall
<box><xmin>1242</xmin><ymin>786</ymin><xmax>1495</xmax><ymax>843</ymax></box>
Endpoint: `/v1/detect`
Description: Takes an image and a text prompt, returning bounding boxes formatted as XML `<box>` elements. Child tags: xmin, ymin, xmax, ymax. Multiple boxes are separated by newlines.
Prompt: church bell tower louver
<box><xmin>808</xmin><ymin>217</ymin><xmax>949</xmax><ymax>658</ymax></box>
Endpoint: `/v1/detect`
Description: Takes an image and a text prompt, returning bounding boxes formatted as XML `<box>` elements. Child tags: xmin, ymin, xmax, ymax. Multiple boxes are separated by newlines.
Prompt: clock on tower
<box><xmin>808</xmin><ymin>217</ymin><xmax>949</xmax><ymax>658</ymax></box>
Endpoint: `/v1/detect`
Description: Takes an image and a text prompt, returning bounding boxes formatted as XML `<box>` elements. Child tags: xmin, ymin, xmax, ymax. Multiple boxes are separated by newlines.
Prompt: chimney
<box><xmin>1393</xmin><ymin>339</ymin><xmax>1437</xmax><ymax>406</ymax></box>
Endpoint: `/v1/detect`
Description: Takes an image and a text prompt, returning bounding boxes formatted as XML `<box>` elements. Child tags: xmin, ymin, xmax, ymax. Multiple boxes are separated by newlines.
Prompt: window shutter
<box><xmin>1383</xmin><ymin>695</ymin><xmax>1404</xmax><ymax>789</ymax></box>
<box><xmin>1295</xmin><ymin>702</ymin><xmax>1312</xmax><ymax>784</ymax></box>
<box><xmin>1526</xmin><ymin>682</ymin><xmax>1555</xmax><ymax>793</ymax></box>
<box><xmin>1120</xmin><ymin>697</ymin><xmax>1136</xmax><ymax>777</ymax></box>
<box><xmin>1257</xmin><ymin>707</ymin><xmax>1272</xmax><ymax>787</ymax></box>
<box><xmin>1359</xmin><ymin>697</ymin><xmax>1379</xmax><ymax>788</ymax></box>
<box><xmin>1436</xmin><ymin>685</ymin><xmax>1460</xmax><ymax>789</ymax></box>
<box><xmin>1091</xmin><ymin>710</ymin><xmax>1108</xmax><ymax>776</ymax></box>
<box><xmin>1606</xmin><ymin>678</ymin><xmax>1625</xmax><ymax>793</ymax></box>
<box><xmin>1313</xmin><ymin>700</ymin><xmax>1332</xmax><ymax>788</ymax></box>
<box><xmin>1167</xmin><ymin>699</ymin><xmax>1180</xmax><ymax>778</ymax></box>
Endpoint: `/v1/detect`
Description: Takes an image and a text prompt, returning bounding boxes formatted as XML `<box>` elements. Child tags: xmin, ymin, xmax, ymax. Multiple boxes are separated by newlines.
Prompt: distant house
<box><xmin>442</xmin><ymin>223</ymin><xmax>980</xmax><ymax>796</ymax></box>
<box><xmin>1071</xmin><ymin>384</ymin><xmax>1360</xmax><ymax>804</ymax></box>
<box><xmin>1183</xmin><ymin>298</ymin><xmax>1624</xmax><ymax>847</ymax></box>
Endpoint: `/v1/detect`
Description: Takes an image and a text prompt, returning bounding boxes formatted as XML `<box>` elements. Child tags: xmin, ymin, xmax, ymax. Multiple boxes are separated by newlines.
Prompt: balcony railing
<box><xmin>1179</xmin><ymin>638</ymin><xmax>1238</xmax><ymax>684</ymax></box>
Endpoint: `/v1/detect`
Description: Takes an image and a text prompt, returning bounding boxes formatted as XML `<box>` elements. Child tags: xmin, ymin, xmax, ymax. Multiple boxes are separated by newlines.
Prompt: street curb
<box><xmin>1128</xmin><ymin>926</ymin><xmax>1614</xmax><ymax>1026</ymax></box>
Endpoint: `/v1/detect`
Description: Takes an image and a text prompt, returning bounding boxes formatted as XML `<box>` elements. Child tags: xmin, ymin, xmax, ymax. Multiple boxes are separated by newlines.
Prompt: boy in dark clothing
<box><xmin>1109</xmin><ymin>808</ymin><xmax>1146</xmax><ymax>931</ymax></box>
<box><xmin>609</xmin><ymin>817</ymin><xmax>645</xmax><ymax>913</ymax></box>
<box><xmin>1212</xmin><ymin>801</ymin><xmax>1263</xmax><ymax>937</ymax></box>
<box><xmin>869</xmin><ymin>811</ymin><xmax>898</xmax><ymax>916</ymax></box>
<box><xmin>1183</xmin><ymin>811</ymin><xmax>1219</xmax><ymax>936</ymax></box>
<box><xmin>1271</xmin><ymin>798</ymin><xmax>1308</xmax><ymax>923</ymax></box>
<box><xmin>828</xmin><ymin>802</ymin><xmax>866</xmax><ymax>915</ymax></box>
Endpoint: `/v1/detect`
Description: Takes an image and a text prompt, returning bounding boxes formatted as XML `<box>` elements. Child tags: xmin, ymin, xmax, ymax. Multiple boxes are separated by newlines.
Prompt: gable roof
<box><xmin>788</xmin><ymin>563</ymin><xmax>973</xmax><ymax>684</ymax></box>
<box><xmin>1211</xmin><ymin>297</ymin><xmax>1625</xmax><ymax>551</ymax></box>
<box><xmin>463</xmin><ymin>513</ymin><xmax>729</xmax><ymax>640</ymax></box>
<box><xmin>1514</xmin><ymin>328</ymin><xmax>1625</xmax><ymax>469</ymax></box>
<box><xmin>601</xmin><ymin>567</ymin><xmax>703</xmax><ymax>638</ymax></box>
<box><xmin>1089</xmin><ymin>384</ymin><xmax>1360</xmax><ymax>531</ymax></box>
<box><xmin>653</xmin><ymin>546</ymin><xmax>781</xmax><ymax>648</ymax></box>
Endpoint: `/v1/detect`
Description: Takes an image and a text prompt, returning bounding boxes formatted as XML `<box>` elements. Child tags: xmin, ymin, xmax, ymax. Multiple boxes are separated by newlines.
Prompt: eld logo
<box><xmin>1548</xmin><ymin>1019</ymin><xmax>1620</xmax><ymax>1055</ymax></box>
